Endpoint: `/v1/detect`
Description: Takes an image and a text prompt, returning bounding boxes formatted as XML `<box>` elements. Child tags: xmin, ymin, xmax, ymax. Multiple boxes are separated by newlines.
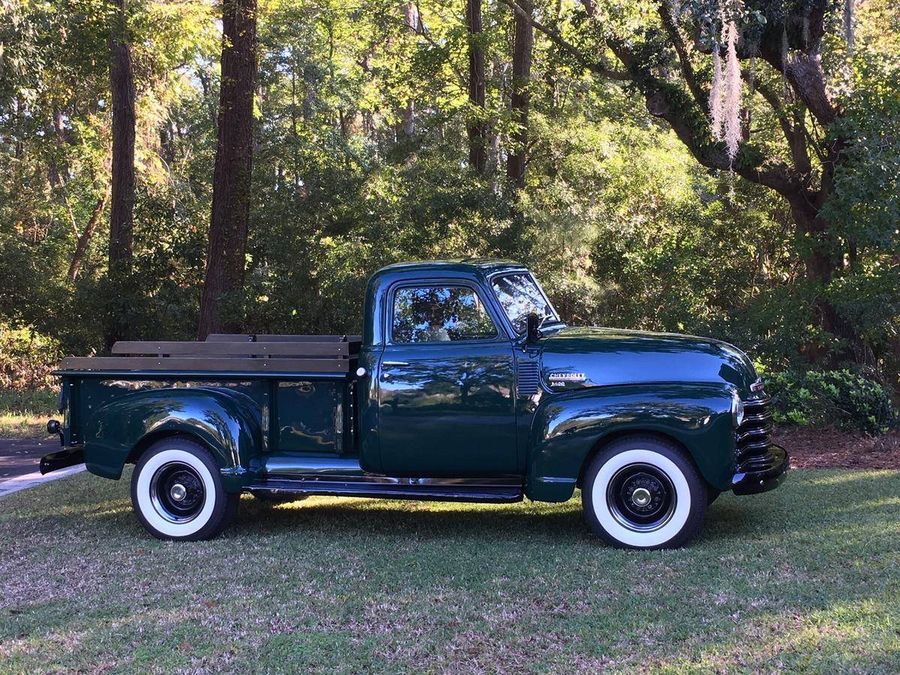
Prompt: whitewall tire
<box><xmin>582</xmin><ymin>436</ymin><xmax>707</xmax><ymax>550</ymax></box>
<box><xmin>131</xmin><ymin>437</ymin><xmax>238</xmax><ymax>541</ymax></box>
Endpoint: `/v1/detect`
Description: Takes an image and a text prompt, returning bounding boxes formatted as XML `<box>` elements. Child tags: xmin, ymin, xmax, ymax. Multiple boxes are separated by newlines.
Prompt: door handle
<box><xmin>382</xmin><ymin>361</ymin><xmax>409</xmax><ymax>367</ymax></box>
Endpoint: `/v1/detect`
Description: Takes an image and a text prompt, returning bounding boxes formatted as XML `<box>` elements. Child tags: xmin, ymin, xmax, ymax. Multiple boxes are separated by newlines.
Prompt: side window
<box><xmin>392</xmin><ymin>286</ymin><xmax>498</xmax><ymax>343</ymax></box>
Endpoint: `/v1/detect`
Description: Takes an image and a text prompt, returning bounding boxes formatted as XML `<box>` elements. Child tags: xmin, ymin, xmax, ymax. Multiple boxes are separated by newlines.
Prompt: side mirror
<box><xmin>525</xmin><ymin>312</ymin><xmax>542</xmax><ymax>343</ymax></box>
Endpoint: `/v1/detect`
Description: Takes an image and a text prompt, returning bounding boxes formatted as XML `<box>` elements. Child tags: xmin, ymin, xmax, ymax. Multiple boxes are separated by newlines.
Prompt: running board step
<box><xmin>246</xmin><ymin>478</ymin><xmax>524</xmax><ymax>503</ymax></box>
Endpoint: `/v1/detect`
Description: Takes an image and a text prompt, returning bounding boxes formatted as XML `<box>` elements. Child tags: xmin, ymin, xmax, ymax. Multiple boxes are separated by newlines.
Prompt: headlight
<box><xmin>731</xmin><ymin>391</ymin><xmax>745</xmax><ymax>428</ymax></box>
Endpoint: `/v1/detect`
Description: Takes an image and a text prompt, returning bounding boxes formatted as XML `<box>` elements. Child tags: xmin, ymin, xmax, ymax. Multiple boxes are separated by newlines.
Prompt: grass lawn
<box><xmin>0</xmin><ymin>389</ymin><xmax>56</xmax><ymax>439</ymax></box>
<box><xmin>1</xmin><ymin>469</ymin><xmax>898</xmax><ymax>673</ymax></box>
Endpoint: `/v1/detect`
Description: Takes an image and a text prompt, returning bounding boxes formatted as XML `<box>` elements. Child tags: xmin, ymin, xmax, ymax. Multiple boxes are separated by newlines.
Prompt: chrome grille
<box><xmin>735</xmin><ymin>395</ymin><xmax>774</xmax><ymax>470</ymax></box>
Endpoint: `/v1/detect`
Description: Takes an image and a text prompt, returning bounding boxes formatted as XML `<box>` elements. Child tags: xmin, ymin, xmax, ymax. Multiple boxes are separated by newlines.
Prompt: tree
<box><xmin>466</xmin><ymin>0</ymin><xmax>487</xmax><ymax>173</ymax></box>
<box><xmin>68</xmin><ymin>193</ymin><xmax>108</xmax><ymax>282</ymax></box>
<box><xmin>501</xmin><ymin>0</ymin><xmax>894</xmax><ymax>362</ymax></box>
<box><xmin>198</xmin><ymin>0</ymin><xmax>258</xmax><ymax>339</ymax></box>
<box><xmin>506</xmin><ymin>0</ymin><xmax>533</xmax><ymax>187</ymax></box>
<box><xmin>106</xmin><ymin>0</ymin><xmax>137</xmax><ymax>347</ymax></box>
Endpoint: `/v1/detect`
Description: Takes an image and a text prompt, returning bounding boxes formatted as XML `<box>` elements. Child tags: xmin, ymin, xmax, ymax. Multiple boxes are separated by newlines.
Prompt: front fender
<box><xmin>82</xmin><ymin>387</ymin><xmax>262</xmax><ymax>491</ymax></box>
<box><xmin>526</xmin><ymin>383</ymin><xmax>736</xmax><ymax>501</ymax></box>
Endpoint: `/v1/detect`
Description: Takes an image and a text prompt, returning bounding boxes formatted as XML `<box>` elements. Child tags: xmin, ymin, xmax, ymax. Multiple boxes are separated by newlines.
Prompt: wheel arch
<box><xmin>575</xmin><ymin>430</ymin><xmax>695</xmax><ymax>488</ymax></box>
<box><xmin>126</xmin><ymin>430</ymin><xmax>213</xmax><ymax>465</ymax></box>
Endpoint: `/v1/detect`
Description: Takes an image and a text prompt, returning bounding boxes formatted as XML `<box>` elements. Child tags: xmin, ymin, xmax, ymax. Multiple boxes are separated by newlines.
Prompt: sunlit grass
<box><xmin>1</xmin><ymin>469</ymin><xmax>898</xmax><ymax>672</ymax></box>
<box><xmin>0</xmin><ymin>389</ymin><xmax>56</xmax><ymax>438</ymax></box>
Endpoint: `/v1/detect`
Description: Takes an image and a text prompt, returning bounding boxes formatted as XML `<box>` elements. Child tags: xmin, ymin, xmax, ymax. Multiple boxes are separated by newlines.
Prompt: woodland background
<box><xmin>0</xmin><ymin>0</ymin><xmax>897</xmax><ymax>432</ymax></box>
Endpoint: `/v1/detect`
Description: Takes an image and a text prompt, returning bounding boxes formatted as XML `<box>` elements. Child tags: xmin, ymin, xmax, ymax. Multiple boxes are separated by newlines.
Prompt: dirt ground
<box><xmin>774</xmin><ymin>427</ymin><xmax>900</xmax><ymax>470</ymax></box>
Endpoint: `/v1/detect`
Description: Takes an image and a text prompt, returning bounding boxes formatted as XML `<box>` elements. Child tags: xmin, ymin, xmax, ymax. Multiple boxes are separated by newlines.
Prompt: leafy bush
<box><xmin>0</xmin><ymin>323</ymin><xmax>61</xmax><ymax>390</ymax></box>
<box><xmin>765</xmin><ymin>369</ymin><xmax>897</xmax><ymax>434</ymax></box>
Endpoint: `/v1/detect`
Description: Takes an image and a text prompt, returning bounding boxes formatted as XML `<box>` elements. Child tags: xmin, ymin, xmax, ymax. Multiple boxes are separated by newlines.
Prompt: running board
<box><xmin>246</xmin><ymin>476</ymin><xmax>524</xmax><ymax>503</ymax></box>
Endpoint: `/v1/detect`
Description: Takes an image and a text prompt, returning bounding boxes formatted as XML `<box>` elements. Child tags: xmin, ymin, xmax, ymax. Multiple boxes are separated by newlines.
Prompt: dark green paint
<box><xmin>76</xmin><ymin>385</ymin><xmax>261</xmax><ymax>491</ymax></box>
<box><xmin>539</xmin><ymin>326</ymin><xmax>758</xmax><ymax>396</ymax></box>
<box><xmin>275</xmin><ymin>381</ymin><xmax>345</xmax><ymax>455</ymax></box>
<box><xmin>526</xmin><ymin>383</ymin><xmax>737</xmax><ymax>501</ymax></box>
<box><xmin>374</xmin><ymin>340</ymin><xmax>517</xmax><ymax>476</ymax></box>
<box><xmin>55</xmin><ymin>259</ymin><xmax>766</xmax><ymax>501</ymax></box>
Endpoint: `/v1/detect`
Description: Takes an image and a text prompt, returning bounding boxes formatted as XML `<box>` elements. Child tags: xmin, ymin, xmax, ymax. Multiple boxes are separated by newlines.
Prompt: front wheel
<box><xmin>582</xmin><ymin>436</ymin><xmax>707</xmax><ymax>550</ymax></box>
<box><xmin>131</xmin><ymin>437</ymin><xmax>238</xmax><ymax>541</ymax></box>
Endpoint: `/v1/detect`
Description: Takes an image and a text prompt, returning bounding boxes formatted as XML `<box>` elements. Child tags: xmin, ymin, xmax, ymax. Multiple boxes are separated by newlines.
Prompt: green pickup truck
<box><xmin>42</xmin><ymin>259</ymin><xmax>787</xmax><ymax>549</ymax></box>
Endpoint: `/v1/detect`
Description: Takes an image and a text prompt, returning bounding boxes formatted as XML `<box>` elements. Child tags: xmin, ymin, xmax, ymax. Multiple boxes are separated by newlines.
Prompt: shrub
<box><xmin>0</xmin><ymin>322</ymin><xmax>61</xmax><ymax>390</ymax></box>
<box><xmin>765</xmin><ymin>368</ymin><xmax>897</xmax><ymax>434</ymax></box>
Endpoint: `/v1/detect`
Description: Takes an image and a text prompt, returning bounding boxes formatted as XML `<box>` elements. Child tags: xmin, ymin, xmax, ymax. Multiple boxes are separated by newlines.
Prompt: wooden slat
<box><xmin>112</xmin><ymin>340</ymin><xmax>351</xmax><ymax>357</ymax></box>
<box><xmin>206</xmin><ymin>334</ymin><xmax>254</xmax><ymax>342</ymax></box>
<box><xmin>207</xmin><ymin>333</ymin><xmax>354</xmax><ymax>343</ymax></box>
<box><xmin>61</xmin><ymin>356</ymin><xmax>353</xmax><ymax>373</ymax></box>
<box><xmin>254</xmin><ymin>335</ymin><xmax>351</xmax><ymax>343</ymax></box>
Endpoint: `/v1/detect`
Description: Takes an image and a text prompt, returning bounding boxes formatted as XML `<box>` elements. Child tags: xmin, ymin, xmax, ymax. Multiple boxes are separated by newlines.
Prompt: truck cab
<box><xmin>43</xmin><ymin>259</ymin><xmax>788</xmax><ymax>549</ymax></box>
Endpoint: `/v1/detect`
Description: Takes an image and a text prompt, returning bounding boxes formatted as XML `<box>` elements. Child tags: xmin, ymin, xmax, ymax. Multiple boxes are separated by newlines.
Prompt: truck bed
<box><xmin>55</xmin><ymin>334</ymin><xmax>363</xmax><ymax>459</ymax></box>
<box><xmin>59</xmin><ymin>334</ymin><xmax>362</xmax><ymax>376</ymax></box>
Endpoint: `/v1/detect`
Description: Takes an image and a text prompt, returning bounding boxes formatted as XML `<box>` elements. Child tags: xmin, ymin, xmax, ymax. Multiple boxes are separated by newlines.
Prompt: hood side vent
<box><xmin>517</xmin><ymin>361</ymin><xmax>540</xmax><ymax>397</ymax></box>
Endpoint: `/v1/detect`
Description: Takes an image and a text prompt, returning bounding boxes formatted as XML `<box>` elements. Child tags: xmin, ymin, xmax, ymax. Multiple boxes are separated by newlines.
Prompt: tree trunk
<box><xmin>785</xmin><ymin>195</ymin><xmax>853</xmax><ymax>358</ymax></box>
<box><xmin>400</xmin><ymin>2</ymin><xmax>419</xmax><ymax>140</ymax></box>
<box><xmin>197</xmin><ymin>0</ymin><xmax>258</xmax><ymax>339</ymax></box>
<box><xmin>507</xmin><ymin>0</ymin><xmax>533</xmax><ymax>187</ymax></box>
<box><xmin>108</xmin><ymin>0</ymin><xmax>135</xmax><ymax>273</ymax></box>
<box><xmin>466</xmin><ymin>0</ymin><xmax>487</xmax><ymax>174</ymax></box>
<box><xmin>105</xmin><ymin>0</ymin><xmax>136</xmax><ymax>350</ymax></box>
<box><xmin>68</xmin><ymin>194</ymin><xmax>108</xmax><ymax>282</ymax></box>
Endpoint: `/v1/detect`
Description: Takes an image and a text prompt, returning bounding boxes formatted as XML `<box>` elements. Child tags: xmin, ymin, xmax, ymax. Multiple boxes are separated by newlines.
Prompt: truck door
<box><xmin>377</xmin><ymin>283</ymin><xmax>517</xmax><ymax>476</ymax></box>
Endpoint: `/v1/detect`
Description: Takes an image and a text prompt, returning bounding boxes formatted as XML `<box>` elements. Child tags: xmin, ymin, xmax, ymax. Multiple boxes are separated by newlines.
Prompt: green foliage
<box><xmin>0</xmin><ymin>0</ymin><xmax>897</xmax><ymax>435</ymax></box>
<box><xmin>0</xmin><ymin>322</ymin><xmax>61</xmax><ymax>390</ymax></box>
<box><xmin>766</xmin><ymin>368</ymin><xmax>897</xmax><ymax>434</ymax></box>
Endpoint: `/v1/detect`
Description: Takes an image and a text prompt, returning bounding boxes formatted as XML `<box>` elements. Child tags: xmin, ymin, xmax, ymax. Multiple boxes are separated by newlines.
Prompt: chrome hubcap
<box><xmin>170</xmin><ymin>483</ymin><xmax>187</xmax><ymax>502</ymax></box>
<box><xmin>631</xmin><ymin>487</ymin><xmax>651</xmax><ymax>507</ymax></box>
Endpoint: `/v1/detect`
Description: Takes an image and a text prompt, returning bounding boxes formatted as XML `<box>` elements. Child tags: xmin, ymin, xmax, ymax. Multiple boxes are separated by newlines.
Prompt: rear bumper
<box><xmin>40</xmin><ymin>446</ymin><xmax>85</xmax><ymax>475</ymax></box>
<box><xmin>731</xmin><ymin>444</ymin><xmax>789</xmax><ymax>495</ymax></box>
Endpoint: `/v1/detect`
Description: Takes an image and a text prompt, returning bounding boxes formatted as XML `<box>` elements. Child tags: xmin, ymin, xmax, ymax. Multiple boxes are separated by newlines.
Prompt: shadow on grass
<box><xmin>8</xmin><ymin>468</ymin><xmax>898</xmax><ymax>548</ymax></box>
<box><xmin>231</xmin><ymin>497</ymin><xmax>588</xmax><ymax>543</ymax></box>
<box><xmin>230</xmin><ymin>470</ymin><xmax>898</xmax><ymax>539</ymax></box>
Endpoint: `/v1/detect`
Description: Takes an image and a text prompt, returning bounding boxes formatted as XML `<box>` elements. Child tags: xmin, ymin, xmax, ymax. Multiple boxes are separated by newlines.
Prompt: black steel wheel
<box><xmin>605</xmin><ymin>463</ymin><xmax>677</xmax><ymax>533</ymax></box>
<box><xmin>150</xmin><ymin>462</ymin><xmax>206</xmax><ymax>523</ymax></box>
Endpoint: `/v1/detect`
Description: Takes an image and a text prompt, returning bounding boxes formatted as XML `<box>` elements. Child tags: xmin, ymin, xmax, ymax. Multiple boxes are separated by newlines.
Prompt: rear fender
<box><xmin>526</xmin><ymin>383</ymin><xmax>736</xmax><ymax>501</ymax></box>
<box><xmin>82</xmin><ymin>387</ymin><xmax>262</xmax><ymax>491</ymax></box>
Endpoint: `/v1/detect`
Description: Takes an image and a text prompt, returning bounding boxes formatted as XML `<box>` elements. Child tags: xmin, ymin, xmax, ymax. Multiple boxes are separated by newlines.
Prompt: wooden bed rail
<box><xmin>206</xmin><ymin>333</ymin><xmax>362</xmax><ymax>343</ymax></box>
<box><xmin>59</xmin><ymin>336</ymin><xmax>362</xmax><ymax>374</ymax></box>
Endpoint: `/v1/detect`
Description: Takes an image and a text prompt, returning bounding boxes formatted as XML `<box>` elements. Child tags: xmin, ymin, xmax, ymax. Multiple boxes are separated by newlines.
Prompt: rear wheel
<box><xmin>582</xmin><ymin>436</ymin><xmax>707</xmax><ymax>550</ymax></box>
<box><xmin>131</xmin><ymin>437</ymin><xmax>238</xmax><ymax>541</ymax></box>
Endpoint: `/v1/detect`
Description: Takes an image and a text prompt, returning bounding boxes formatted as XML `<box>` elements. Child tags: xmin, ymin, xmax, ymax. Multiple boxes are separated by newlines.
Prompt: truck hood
<box><xmin>539</xmin><ymin>326</ymin><xmax>757</xmax><ymax>395</ymax></box>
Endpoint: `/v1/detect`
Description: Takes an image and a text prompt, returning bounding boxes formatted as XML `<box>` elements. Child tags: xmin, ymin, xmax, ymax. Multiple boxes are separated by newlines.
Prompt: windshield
<box><xmin>491</xmin><ymin>272</ymin><xmax>560</xmax><ymax>334</ymax></box>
